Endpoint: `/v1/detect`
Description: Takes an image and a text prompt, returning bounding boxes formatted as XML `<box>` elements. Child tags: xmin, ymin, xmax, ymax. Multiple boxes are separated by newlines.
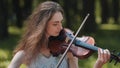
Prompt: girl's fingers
<box><xmin>98</xmin><ymin>48</ymin><xmax>103</xmax><ymax>61</ymax></box>
<box><xmin>103</xmin><ymin>50</ymin><xmax>108</xmax><ymax>62</ymax></box>
<box><xmin>106</xmin><ymin>49</ymin><xmax>110</xmax><ymax>59</ymax></box>
<box><xmin>98</xmin><ymin>48</ymin><xmax>110</xmax><ymax>63</ymax></box>
<box><xmin>104</xmin><ymin>49</ymin><xmax>110</xmax><ymax>61</ymax></box>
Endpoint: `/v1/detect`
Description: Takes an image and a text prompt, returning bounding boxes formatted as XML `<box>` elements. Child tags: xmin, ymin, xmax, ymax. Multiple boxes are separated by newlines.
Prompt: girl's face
<box><xmin>46</xmin><ymin>12</ymin><xmax>63</xmax><ymax>37</ymax></box>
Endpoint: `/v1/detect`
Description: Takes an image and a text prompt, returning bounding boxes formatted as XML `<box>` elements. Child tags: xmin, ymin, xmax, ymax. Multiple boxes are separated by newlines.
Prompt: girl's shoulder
<box><xmin>12</xmin><ymin>50</ymin><xmax>25</xmax><ymax>62</ymax></box>
<box><xmin>15</xmin><ymin>50</ymin><xmax>25</xmax><ymax>57</ymax></box>
<box><xmin>11</xmin><ymin>50</ymin><xmax>25</xmax><ymax>63</ymax></box>
<box><xmin>8</xmin><ymin>50</ymin><xmax>25</xmax><ymax>68</ymax></box>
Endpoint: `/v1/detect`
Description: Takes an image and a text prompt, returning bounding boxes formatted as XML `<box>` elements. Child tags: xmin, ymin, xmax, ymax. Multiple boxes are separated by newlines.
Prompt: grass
<box><xmin>0</xmin><ymin>25</ymin><xmax>120</xmax><ymax>68</ymax></box>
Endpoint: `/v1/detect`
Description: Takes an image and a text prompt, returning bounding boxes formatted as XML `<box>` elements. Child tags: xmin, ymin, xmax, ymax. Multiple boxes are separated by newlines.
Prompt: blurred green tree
<box><xmin>0</xmin><ymin>0</ymin><xmax>8</xmax><ymax>40</ymax></box>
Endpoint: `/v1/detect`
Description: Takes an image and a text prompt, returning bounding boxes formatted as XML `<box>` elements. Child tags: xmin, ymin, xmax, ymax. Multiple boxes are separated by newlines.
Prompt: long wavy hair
<box><xmin>14</xmin><ymin>1</ymin><xmax>64</xmax><ymax>65</ymax></box>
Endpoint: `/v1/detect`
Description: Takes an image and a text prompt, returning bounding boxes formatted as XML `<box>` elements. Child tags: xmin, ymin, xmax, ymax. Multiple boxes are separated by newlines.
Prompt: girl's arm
<box><xmin>8</xmin><ymin>50</ymin><xmax>25</xmax><ymax>68</ymax></box>
<box><xmin>67</xmin><ymin>52</ymin><xmax>79</xmax><ymax>68</ymax></box>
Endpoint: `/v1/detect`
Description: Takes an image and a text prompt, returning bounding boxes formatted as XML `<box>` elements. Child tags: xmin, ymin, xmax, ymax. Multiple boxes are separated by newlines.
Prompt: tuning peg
<box><xmin>115</xmin><ymin>52</ymin><xmax>120</xmax><ymax>65</ymax></box>
<box><xmin>113</xmin><ymin>52</ymin><xmax>120</xmax><ymax>65</ymax></box>
<box><xmin>114</xmin><ymin>60</ymin><xmax>118</xmax><ymax>65</ymax></box>
<box><xmin>117</xmin><ymin>52</ymin><xmax>120</xmax><ymax>56</ymax></box>
<box><xmin>112</xmin><ymin>50</ymin><xmax>116</xmax><ymax>53</ymax></box>
<box><xmin>109</xmin><ymin>50</ymin><xmax>116</xmax><ymax>63</ymax></box>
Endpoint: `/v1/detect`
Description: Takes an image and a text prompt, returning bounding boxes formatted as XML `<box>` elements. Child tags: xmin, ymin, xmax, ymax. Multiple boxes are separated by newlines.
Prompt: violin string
<box><xmin>55</xmin><ymin>13</ymin><xmax>90</xmax><ymax>68</ymax></box>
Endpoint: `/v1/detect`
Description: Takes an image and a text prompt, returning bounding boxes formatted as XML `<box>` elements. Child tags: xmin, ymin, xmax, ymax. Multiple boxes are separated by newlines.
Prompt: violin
<box><xmin>48</xmin><ymin>28</ymin><xmax>120</xmax><ymax>65</ymax></box>
<box><xmin>48</xmin><ymin>28</ymin><xmax>95</xmax><ymax>59</ymax></box>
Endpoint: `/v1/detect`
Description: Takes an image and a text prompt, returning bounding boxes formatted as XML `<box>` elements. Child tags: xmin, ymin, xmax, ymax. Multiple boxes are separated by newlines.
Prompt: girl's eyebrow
<box><xmin>54</xmin><ymin>21</ymin><xmax>59</xmax><ymax>23</ymax></box>
<box><xmin>52</xmin><ymin>19</ymin><xmax>63</xmax><ymax>23</ymax></box>
<box><xmin>54</xmin><ymin>20</ymin><xmax>63</xmax><ymax>23</ymax></box>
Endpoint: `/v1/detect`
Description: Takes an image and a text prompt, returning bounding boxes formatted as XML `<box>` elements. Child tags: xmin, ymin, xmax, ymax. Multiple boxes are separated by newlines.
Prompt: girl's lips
<box><xmin>56</xmin><ymin>31</ymin><xmax>60</xmax><ymax>33</ymax></box>
<box><xmin>56</xmin><ymin>32</ymin><xmax>60</xmax><ymax>34</ymax></box>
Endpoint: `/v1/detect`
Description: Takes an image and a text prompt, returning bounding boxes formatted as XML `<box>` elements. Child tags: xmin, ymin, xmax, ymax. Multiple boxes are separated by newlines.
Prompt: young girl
<box><xmin>8</xmin><ymin>1</ymin><xmax>110</xmax><ymax>68</ymax></box>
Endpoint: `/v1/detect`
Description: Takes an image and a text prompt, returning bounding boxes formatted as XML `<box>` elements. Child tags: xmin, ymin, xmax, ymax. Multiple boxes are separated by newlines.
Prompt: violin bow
<box><xmin>55</xmin><ymin>13</ymin><xmax>90</xmax><ymax>68</ymax></box>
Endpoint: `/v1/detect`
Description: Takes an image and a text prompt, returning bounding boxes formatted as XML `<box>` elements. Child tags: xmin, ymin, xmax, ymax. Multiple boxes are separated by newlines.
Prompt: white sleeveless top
<box><xmin>27</xmin><ymin>54</ymin><xmax>68</xmax><ymax>68</ymax></box>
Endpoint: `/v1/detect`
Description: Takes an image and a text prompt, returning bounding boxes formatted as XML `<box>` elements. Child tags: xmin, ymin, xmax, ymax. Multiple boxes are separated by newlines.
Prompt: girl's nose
<box><xmin>59</xmin><ymin>23</ymin><xmax>63</xmax><ymax>30</ymax></box>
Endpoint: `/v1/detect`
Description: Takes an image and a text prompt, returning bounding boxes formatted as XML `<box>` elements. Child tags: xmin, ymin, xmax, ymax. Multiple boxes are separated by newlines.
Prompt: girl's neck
<box><xmin>40</xmin><ymin>45</ymin><xmax>51</xmax><ymax>57</ymax></box>
<box><xmin>46</xmin><ymin>33</ymin><xmax>50</xmax><ymax>39</ymax></box>
<box><xmin>41</xmin><ymin>33</ymin><xmax>49</xmax><ymax>48</ymax></box>
<box><xmin>40</xmin><ymin>34</ymin><xmax>51</xmax><ymax>57</ymax></box>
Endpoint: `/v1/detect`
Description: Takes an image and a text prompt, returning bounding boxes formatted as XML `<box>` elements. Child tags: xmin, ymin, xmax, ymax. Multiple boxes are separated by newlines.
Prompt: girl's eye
<box><xmin>53</xmin><ymin>24</ymin><xmax>58</xmax><ymax>26</ymax></box>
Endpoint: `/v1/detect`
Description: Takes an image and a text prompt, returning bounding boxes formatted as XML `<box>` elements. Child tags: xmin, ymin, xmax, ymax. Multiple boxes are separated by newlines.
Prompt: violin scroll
<box><xmin>109</xmin><ymin>50</ymin><xmax>120</xmax><ymax>65</ymax></box>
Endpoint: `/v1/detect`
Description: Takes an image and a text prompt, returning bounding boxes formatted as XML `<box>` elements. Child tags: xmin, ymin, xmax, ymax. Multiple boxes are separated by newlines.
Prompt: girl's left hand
<box><xmin>94</xmin><ymin>48</ymin><xmax>110</xmax><ymax>68</ymax></box>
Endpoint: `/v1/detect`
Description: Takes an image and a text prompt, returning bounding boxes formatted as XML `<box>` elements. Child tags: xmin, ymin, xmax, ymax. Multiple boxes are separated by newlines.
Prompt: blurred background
<box><xmin>0</xmin><ymin>0</ymin><xmax>120</xmax><ymax>68</ymax></box>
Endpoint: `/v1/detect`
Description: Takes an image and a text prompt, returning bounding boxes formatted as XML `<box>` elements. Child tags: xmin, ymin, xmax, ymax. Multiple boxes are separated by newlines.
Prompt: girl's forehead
<box><xmin>50</xmin><ymin>12</ymin><xmax>63</xmax><ymax>21</ymax></box>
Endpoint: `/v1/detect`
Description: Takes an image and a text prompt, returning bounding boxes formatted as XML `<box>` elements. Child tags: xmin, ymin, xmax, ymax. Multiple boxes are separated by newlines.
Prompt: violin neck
<box><xmin>75</xmin><ymin>39</ymin><xmax>99</xmax><ymax>52</ymax></box>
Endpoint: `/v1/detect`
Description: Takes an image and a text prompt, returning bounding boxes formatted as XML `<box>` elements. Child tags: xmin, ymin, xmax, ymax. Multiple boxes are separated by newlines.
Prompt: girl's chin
<box><xmin>52</xmin><ymin>33</ymin><xmax>59</xmax><ymax>37</ymax></box>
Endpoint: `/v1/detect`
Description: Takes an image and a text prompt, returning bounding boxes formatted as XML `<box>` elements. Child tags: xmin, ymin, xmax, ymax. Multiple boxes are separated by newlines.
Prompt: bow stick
<box><xmin>55</xmin><ymin>13</ymin><xmax>90</xmax><ymax>68</ymax></box>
